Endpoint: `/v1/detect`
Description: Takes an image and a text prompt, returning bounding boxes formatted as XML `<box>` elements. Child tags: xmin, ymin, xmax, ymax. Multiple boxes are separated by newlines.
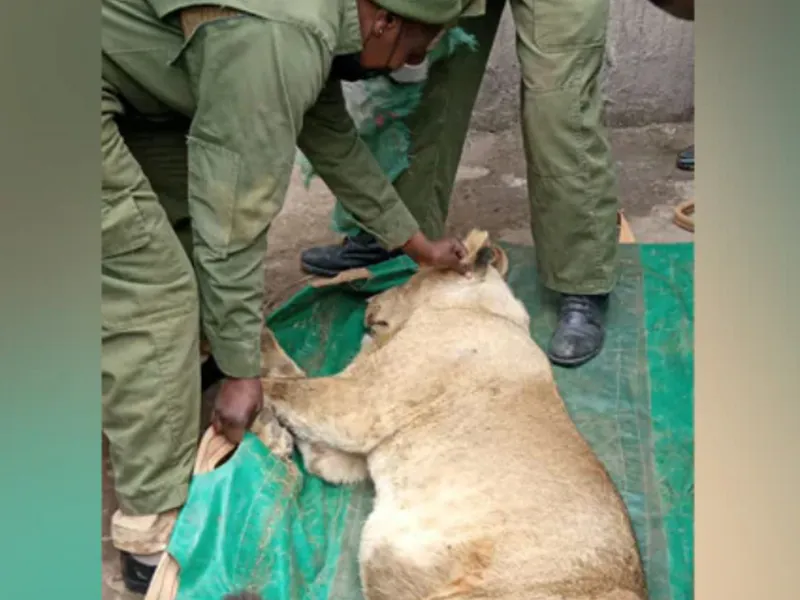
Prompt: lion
<box><xmin>261</xmin><ymin>230</ymin><xmax>646</xmax><ymax>600</ymax></box>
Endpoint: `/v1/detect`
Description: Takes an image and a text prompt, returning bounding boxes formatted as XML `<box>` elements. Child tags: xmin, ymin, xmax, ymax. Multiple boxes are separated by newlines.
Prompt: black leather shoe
<box><xmin>547</xmin><ymin>294</ymin><xmax>609</xmax><ymax>367</ymax></box>
<box><xmin>300</xmin><ymin>232</ymin><xmax>403</xmax><ymax>278</ymax></box>
<box><xmin>676</xmin><ymin>144</ymin><xmax>695</xmax><ymax>171</ymax></box>
<box><xmin>120</xmin><ymin>551</ymin><xmax>156</xmax><ymax>595</ymax></box>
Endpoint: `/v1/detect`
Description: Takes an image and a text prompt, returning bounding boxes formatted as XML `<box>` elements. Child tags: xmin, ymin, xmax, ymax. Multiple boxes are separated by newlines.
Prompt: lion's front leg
<box><xmin>265</xmin><ymin>375</ymin><xmax>386</xmax><ymax>455</ymax></box>
<box><xmin>251</xmin><ymin>408</ymin><xmax>295</xmax><ymax>460</ymax></box>
<box><xmin>296</xmin><ymin>440</ymin><xmax>369</xmax><ymax>485</ymax></box>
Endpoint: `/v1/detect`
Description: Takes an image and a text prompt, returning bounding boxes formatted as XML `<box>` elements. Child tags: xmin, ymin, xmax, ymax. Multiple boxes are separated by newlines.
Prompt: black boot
<box><xmin>547</xmin><ymin>294</ymin><xmax>608</xmax><ymax>367</ymax></box>
<box><xmin>300</xmin><ymin>232</ymin><xmax>403</xmax><ymax>278</ymax></box>
<box><xmin>676</xmin><ymin>144</ymin><xmax>695</xmax><ymax>171</ymax></box>
<box><xmin>120</xmin><ymin>551</ymin><xmax>156</xmax><ymax>595</ymax></box>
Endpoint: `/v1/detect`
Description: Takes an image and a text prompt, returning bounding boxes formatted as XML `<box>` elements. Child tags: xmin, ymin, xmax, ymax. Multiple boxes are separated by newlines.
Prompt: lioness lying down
<box><xmin>262</xmin><ymin>231</ymin><xmax>646</xmax><ymax>600</ymax></box>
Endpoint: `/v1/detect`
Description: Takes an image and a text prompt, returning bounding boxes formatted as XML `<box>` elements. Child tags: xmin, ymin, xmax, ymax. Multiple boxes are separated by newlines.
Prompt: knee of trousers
<box><xmin>102</xmin><ymin>193</ymin><xmax>201</xmax><ymax>516</ymax></box>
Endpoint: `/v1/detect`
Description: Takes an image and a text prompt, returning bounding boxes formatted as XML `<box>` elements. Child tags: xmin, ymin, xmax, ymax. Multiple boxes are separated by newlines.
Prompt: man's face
<box><xmin>359</xmin><ymin>9</ymin><xmax>444</xmax><ymax>70</ymax></box>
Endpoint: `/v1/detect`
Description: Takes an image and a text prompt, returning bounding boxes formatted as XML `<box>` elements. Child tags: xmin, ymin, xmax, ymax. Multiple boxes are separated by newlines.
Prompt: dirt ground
<box><xmin>102</xmin><ymin>120</ymin><xmax>694</xmax><ymax>599</ymax></box>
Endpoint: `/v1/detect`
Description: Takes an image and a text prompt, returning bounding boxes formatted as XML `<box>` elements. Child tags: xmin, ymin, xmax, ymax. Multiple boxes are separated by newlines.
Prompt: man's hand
<box><xmin>212</xmin><ymin>377</ymin><xmax>264</xmax><ymax>444</ymax></box>
<box><xmin>402</xmin><ymin>232</ymin><xmax>469</xmax><ymax>274</ymax></box>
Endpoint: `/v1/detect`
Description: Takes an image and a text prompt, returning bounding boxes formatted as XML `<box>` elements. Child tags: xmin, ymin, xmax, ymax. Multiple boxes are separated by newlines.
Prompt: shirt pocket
<box><xmin>102</xmin><ymin>194</ymin><xmax>152</xmax><ymax>259</ymax></box>
<box><xmin>186</xmin><ymin>136</ymin><xmax>242</xmax><ymax>257</ymax></box>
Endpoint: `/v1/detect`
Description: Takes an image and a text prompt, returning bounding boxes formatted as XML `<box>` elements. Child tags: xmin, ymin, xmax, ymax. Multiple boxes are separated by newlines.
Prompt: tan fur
<box><xmin>261</xmin><ymin>230</ymin><xmax>646</xmax><ymax>600</ymax></box>
<box><xmin>258</xmin><ymin>327</ymin><xmax>369</xmax><ymax>484</ymax></box>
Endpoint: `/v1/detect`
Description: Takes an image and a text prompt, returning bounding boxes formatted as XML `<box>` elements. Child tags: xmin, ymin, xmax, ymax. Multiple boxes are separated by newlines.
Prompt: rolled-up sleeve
<box><xmin>297</xmin><ymin>79</ymin><xmax>420</xmax><ymax>250</ymax></box>
<box><xmin>178</xmin><ymin>14</ymin><xmax>327</xmax><ymax>378</ymax></box>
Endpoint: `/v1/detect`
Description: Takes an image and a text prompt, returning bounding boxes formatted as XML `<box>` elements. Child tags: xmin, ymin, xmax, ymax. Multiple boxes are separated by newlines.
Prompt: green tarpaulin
<box><xmin>167</xmin><ymin>243</ymin><xmax>694</xmax><ymax>600</ymax></box>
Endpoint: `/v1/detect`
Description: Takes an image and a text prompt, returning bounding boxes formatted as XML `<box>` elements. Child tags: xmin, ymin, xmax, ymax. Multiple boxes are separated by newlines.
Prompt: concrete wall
<box><xmin>470</xmin><ymin>0</ymin><xmax>695</xmax><ymax>131</ymax></box>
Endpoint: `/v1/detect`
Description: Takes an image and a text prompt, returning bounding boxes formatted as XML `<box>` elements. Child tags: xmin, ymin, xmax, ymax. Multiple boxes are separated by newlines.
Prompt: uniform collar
<box><xmin>335</xmin><ymin>0</ymin><xmax>363</xmax><ymax>55</ymax></box>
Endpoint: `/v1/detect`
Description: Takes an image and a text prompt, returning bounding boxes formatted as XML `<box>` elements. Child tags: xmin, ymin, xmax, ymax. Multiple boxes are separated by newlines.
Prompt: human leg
<box><xmin>102</xmin><ymin>81</ymin><xmax>201</xmax><ymax>593</ymax></box>
<box><xmin>510</xmin><ymin>0</ymin><xmax>618</xmax><ymax>366</ymax></box>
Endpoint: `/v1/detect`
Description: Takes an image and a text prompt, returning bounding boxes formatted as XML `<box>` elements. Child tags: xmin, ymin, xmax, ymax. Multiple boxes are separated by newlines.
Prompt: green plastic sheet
<box><xmin>167</xmin><ymin>243</ymin><xmax>694</xmax><ymax>600</ymax></box>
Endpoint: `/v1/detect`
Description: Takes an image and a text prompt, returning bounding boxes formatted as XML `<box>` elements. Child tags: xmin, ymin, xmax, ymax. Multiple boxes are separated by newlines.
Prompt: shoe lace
<box><xmin>559</xmin><ymin>295</ymin><xmax>595</xmax><ymax>318</ymax></box>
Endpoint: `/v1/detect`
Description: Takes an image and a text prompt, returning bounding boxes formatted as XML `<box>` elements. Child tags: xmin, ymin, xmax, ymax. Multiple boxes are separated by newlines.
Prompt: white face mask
<box><xmin>389</xmin><ymin>56</ymin><xmax>430</xmax><ymax>84</ymax></box>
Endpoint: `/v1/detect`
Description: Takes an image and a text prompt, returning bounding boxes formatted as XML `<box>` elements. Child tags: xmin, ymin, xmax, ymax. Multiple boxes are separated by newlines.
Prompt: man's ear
<box><xmin>371</xmin><ymin>9</ymin><xmax>400</xmax><ymax>37</ymax></box>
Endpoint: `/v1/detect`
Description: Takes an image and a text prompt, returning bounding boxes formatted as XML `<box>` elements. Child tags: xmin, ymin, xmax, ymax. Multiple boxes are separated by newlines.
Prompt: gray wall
<box><xmin>471</xmin><ymin>0</ymin><xmax>695</xmax><ymax>131</ymax></box>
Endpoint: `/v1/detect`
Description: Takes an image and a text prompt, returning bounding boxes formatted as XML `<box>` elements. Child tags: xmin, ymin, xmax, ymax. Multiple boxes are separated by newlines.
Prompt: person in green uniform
<box><xmin>102</xmin><ymin>0</ymin><xmax>483</xmax><ymax>593</ymax></box>
<box><xmin>302</xmin><ymin>0</ymin><xmax>617</xmax><ymax>368</ymax></box>
<box><xmin>302</xmin><ymin>0</ymin><xmax>694</xmax><ymax>368</ymax></box>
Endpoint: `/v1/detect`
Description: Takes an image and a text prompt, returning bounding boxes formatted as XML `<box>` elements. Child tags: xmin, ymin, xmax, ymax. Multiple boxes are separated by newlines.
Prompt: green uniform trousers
<box><xmin>342</xmin><ymin>0</ymin><xmax>619</xmax><ymax>294</ymax></box>
<box><xmin>102</xmin><ymin>81</ymin><xmax>199</xmax><ymax>520</ymax></box>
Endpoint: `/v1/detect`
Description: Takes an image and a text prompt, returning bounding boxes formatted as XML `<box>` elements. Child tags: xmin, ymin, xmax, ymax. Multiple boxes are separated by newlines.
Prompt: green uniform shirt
<box><xmin>102</xmin><ymin>0</ymin><xmax>421</xmax><ymax>378</ymax></box>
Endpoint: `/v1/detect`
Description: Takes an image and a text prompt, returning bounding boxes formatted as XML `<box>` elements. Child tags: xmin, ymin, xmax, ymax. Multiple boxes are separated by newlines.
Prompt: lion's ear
<box><xmin>460</xmin><ymin>229</ymin><xmax>509</xmax><ymax>279</ymax></box>
<box><xmin>461</xmin><ymin>229</ymin><xmax>490</xmax><ymax>262</ymax></box>
<box><xmin>489</xmin><ymin>245</ymin><xmax>509</xmax><ymax>278</ymax></box>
